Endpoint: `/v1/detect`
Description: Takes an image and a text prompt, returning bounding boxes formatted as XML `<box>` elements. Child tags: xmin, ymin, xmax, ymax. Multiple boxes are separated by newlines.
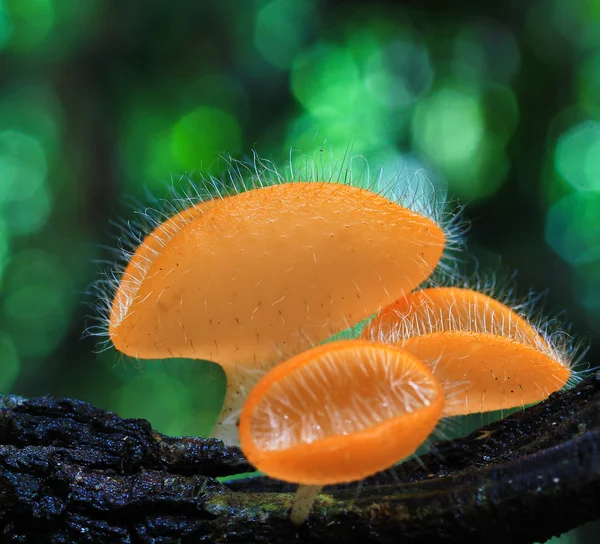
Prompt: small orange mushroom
<box><xmin>361</xmin><ymin>287</ymin><xmax>572</xmax><ymax>416</ymax></box>
<box><xmin>238</xmin><ymin>339</ymin><xmax>445</xmax><ymax>523</ymax></box>
<box><xmin>108</xmin><ymin>181</ymin><xmax>447</xmax><ymax>444</ymax></box>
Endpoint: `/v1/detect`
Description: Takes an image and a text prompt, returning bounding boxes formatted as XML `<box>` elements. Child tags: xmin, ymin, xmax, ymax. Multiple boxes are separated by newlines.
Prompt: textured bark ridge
<box><xmin>1</xmin><ymin>374</ymin><xmax>600</xmax><ymax>543</ymax></box>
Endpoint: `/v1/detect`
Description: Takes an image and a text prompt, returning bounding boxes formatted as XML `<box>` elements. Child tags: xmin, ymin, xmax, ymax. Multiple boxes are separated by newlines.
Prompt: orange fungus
<box><xmin>108</xmin><ymin>182</ymin><xmax>446</xmax><ymax>366</ymax></box>
<box><xmin>361</xmin><ymin>287</ymin><xmax>572</xmax><ymax>416</ymax></box>
<box><xmin>238</xmin><ymin>339</ymin><xmax>444</xmax><ymax>486</ymax></box>
<box><xmin>107</xmin><ymin>181</ymin><xmax>448</xmax><ymax>445</ymax></box>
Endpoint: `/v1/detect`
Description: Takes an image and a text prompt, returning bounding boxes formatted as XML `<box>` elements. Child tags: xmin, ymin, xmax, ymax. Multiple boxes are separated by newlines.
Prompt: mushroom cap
<box><xmin>400</xmin><ymin>332</ymin><xmax>570</xmax><ymax>415</ymax></box>
<box><xmin>109</xmin><ymin>182</ymin><xmax>446</xmax><ymax>367</ymax></box>
<box><xmin>361</xmin><ymin>287</ymin><xmax>571</xmax><ymax>415</ymax></box>
<box><xmin>238</xmin><ymin>339</ymin><xmax>444</xmax><ymax>485</ymax></box>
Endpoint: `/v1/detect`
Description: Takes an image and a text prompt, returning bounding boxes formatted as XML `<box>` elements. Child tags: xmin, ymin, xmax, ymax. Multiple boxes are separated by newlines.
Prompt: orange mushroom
<box><xmin>107</xmin><ymin>181</ymin><xmax>447</xmax><ymax>444</ymax></box>
<box><xmin>238</xmin><ymin>339</ymin><xmax>445</xmax><ymax>523</ymax></box>
<box><xmin>361</xmin><ymin>287</ymin><xmax>573</xmax><ymax>416</ymax></box>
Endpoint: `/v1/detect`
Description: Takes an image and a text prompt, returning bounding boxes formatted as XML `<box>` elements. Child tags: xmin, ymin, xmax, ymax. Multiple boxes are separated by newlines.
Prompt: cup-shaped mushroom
<box><xmin>361</xmin><ymin>287</ymin><xmax>572</xmax><ymax>416</ymax></box>
<box><xmin>108</xmin><ymin>182</ymin><xmax>447</xmax><ymax>443</ymax></box>
<box><xmin>238</xmin><ymin>339</ymin><xmax>445</xmax><ymax>486</ymax></box>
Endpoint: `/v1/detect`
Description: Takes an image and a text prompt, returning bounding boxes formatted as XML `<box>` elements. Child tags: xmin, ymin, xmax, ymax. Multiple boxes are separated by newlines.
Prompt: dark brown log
<box><xmin>2</xmin><ymin>373</ymin><xmax>600</xmax><ymax>543</ymax></box>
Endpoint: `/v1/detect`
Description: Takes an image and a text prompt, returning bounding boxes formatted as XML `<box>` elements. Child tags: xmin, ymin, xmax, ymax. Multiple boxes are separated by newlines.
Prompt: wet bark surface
<box><xmin>1</xmin><ymin>373</ymin><xmax>600</xmax><ymax>543</ymax></box>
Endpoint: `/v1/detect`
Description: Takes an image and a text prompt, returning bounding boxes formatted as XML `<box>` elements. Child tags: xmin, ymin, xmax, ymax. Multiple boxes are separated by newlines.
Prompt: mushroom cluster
<box><xmin>103</xmin><ymin>160</ymin><xmax>580</xmax><ymax>525</ymax></box>
<box><xmin>106</xmin><ymin>178</ymin><xmax>449</xmax><ymax>445</ymax></box>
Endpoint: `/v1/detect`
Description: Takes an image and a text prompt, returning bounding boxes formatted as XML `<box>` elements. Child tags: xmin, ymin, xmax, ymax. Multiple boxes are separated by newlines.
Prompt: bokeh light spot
<box><xmin>255</xmin><ymin>0</ymin><xmax>316</xmax><ymax>70</ymax></box>
<box><xmin>291</xmin><ymin>42</ymin><xmax>360</xmax><ymax>115</ymax></box>
<box><xmin>0</xmin><ymin>130</ymin><xmax>46</xmax><ymax>202</ymax></box>
<box><xmin>447</xmin><ymin>134</ymin><xmax>509</xmax><ymax>200</ymax></box>
<box><xmin>0</xmin><ymin>130</ymin><xmax>52</xmax><ymax>236</ymax></box>
<box><xmin>5</xmin><ymin>0</ymin><xmax>55</xmax><ymax>51</ymax></box>
<box><xmin>0</xmin><ymin>3</ymin><xmax>13</xmax><ymax>50</ymax></box>
<box><xmin>170</xmin><ymin>107</ymin><xmax>241</xmax><ymax>172</ymax></box>
<box><xmin>555</xmin><ymin>121</ymin><xmax>600</xmax><ymax>192</ymax></box>
<box><xmin>0</xmin><ymin>86</ymin><xmax>63</xmax><ymax>155</ymax></box>
<box><xmin>546</xmin><ymin>192</ymin><xmax>600</xmax><ymax>264</ymax></box>
<box><xmin>365</xmin><ymin>39</ymin><xmax>434</xmax><ymax>108</ymax></box>
<box><xmin>412</xmin><ymin>87</ymin><xmax>485</xmax><ymax>168</ymax></box>
<box><xmin>3</xmin><ymin>183</ymin><xmax>52</xmax><ymax>236</ymax></box>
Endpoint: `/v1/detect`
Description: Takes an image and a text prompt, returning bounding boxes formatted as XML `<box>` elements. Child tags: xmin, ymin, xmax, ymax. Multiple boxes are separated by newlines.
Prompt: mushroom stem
<box><xmin>211</xmin><ymin>367</ymin><xmax>262</xmax><ymax>446</ymax></box>
<box><xmin>290</xmin><ymin>484</ymin><xmax>323</xmax><ymax>525</ymax></box>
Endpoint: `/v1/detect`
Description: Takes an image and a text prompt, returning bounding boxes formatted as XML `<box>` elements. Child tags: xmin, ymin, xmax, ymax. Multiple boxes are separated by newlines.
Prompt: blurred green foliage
<box><xmin>0</xmin><ymin>1</ymin><xmax>599</xmax><ymax>541</ymax></box>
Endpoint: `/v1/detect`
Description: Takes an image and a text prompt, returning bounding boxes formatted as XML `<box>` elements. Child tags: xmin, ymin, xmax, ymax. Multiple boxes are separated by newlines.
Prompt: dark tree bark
<box><xmin>2</xmin><ymin>374</ymin><xmax>600</xmax><ymax>543</ymax></box>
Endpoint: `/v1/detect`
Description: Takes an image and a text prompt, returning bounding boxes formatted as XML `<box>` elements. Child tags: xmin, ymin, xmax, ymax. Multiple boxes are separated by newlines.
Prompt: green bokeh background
<box><xmin>0</xmin><ymin>1</ymin><xmax>599</xmax><ymax>541</ymax></box>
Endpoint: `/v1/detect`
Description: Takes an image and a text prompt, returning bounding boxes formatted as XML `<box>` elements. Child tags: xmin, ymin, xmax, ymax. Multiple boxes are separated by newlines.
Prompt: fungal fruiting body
<box><xmin>361</xmin><ymin>287</ymin><xmax>572</xmax><ymax>416</ymax></box>
<box><xmin>108</xmin><ymin>181</ymin><xmax>447</xmax><ymax>444</ymax></box>
<box><xmin>109</xmin><ymin>182</ymin><xmax>446</xmax><ymax>363</ymax></box>
<box><xmin>238</xmin><ymin>339</ymin><xmax>444</xmax><ymax>523</ymax></box>
<box><xmin>238</xmin><ymin>339</ymin><xmax>444</xmax><ymax>484</ymax></box>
